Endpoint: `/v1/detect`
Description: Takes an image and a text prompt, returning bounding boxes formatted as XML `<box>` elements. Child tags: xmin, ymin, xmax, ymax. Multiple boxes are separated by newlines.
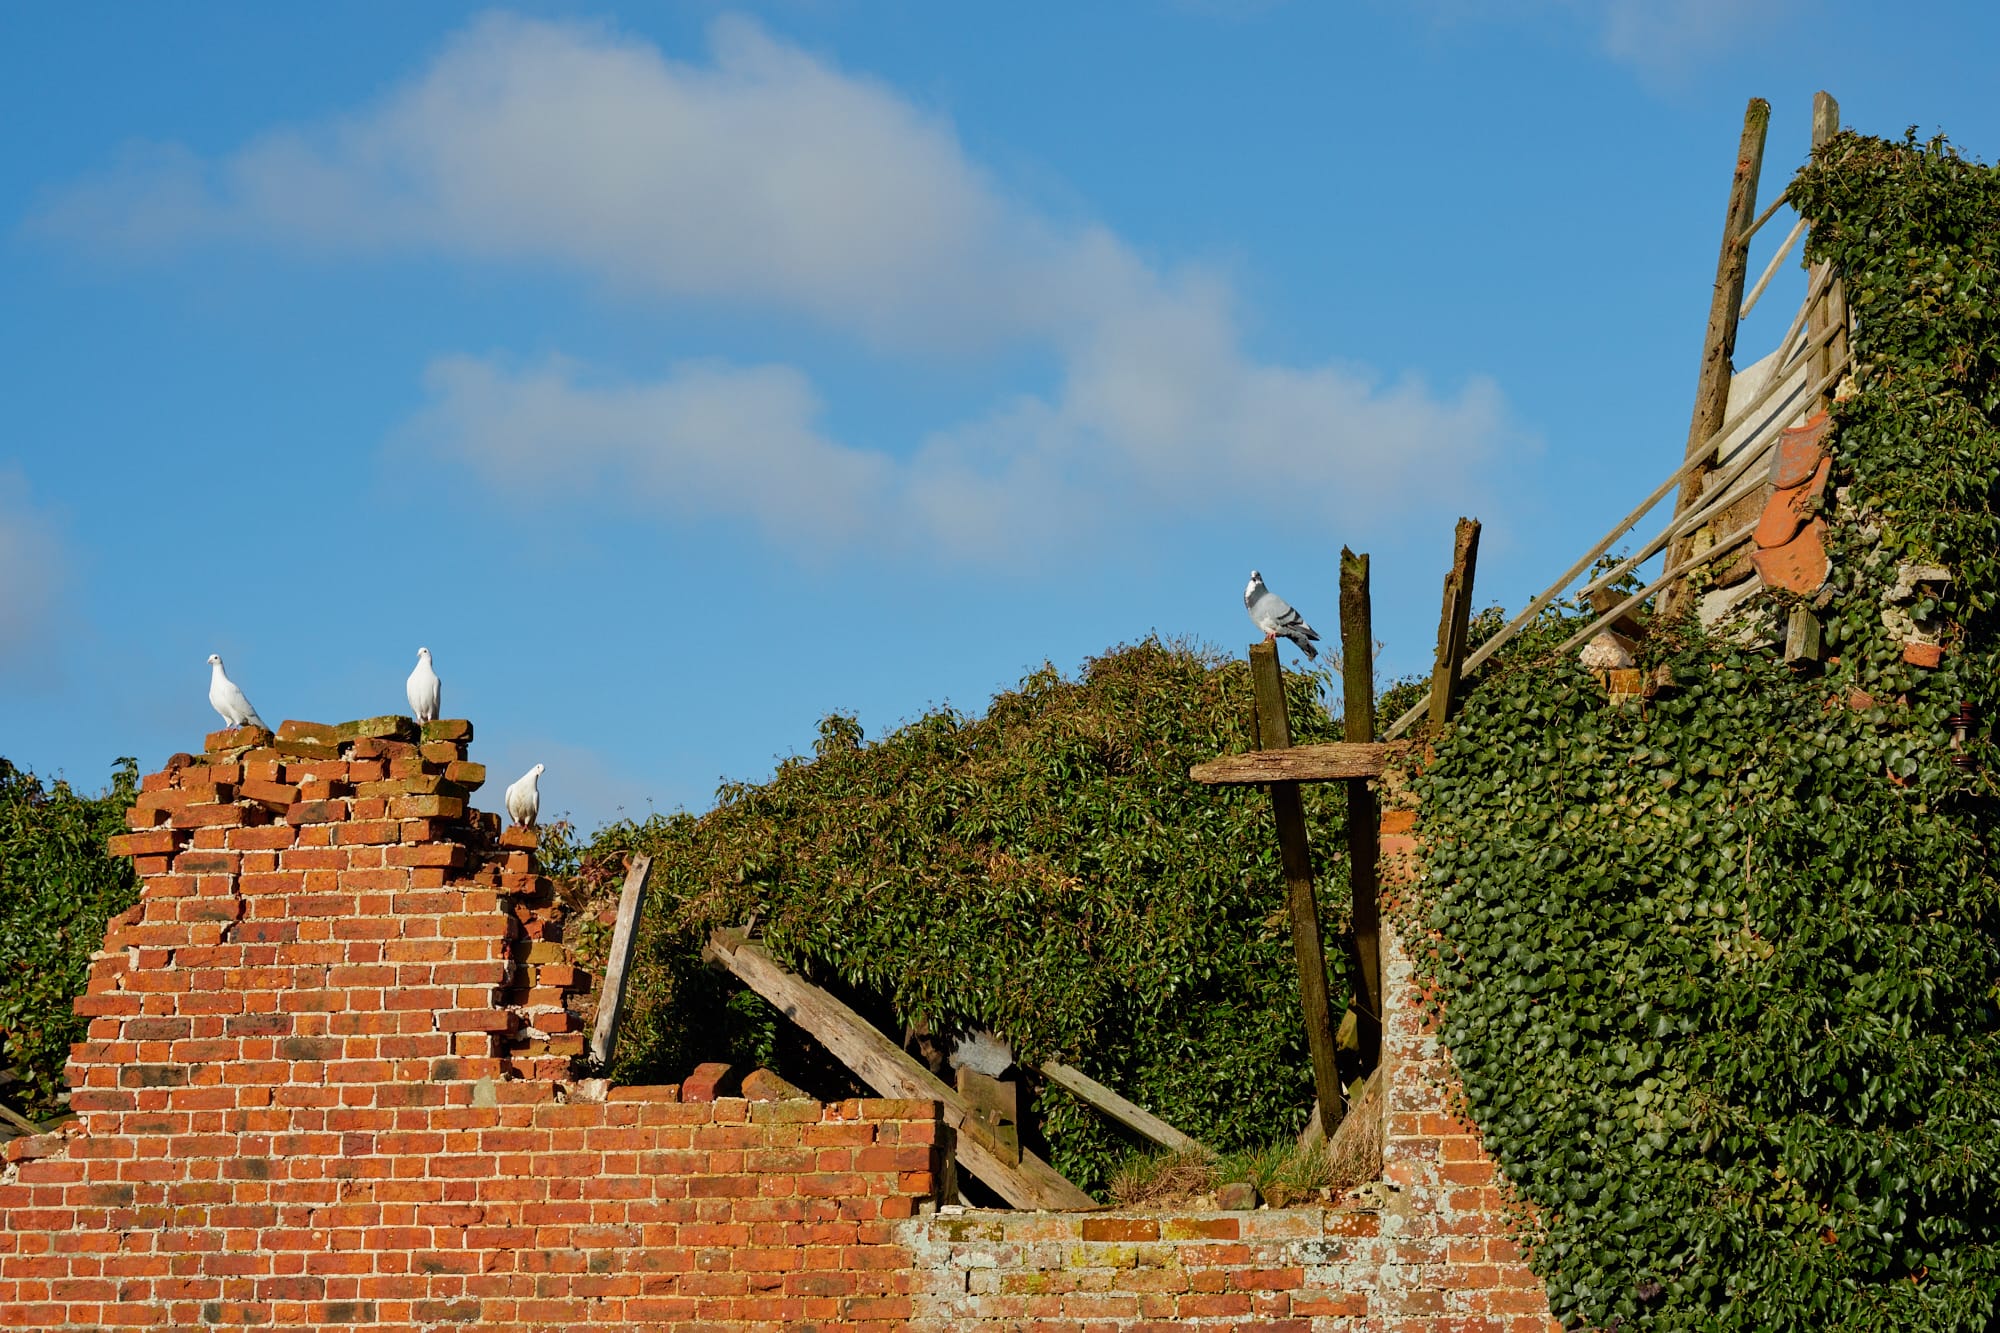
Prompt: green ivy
<box><xmin>1409</xmin><ymin>130</ymin><xmax>2000</xmax><ymax>1330</ymax></box>
<box><xmin>0</xmin><ymin>757</ymin><xmax>140</xmax><ymax>1121</ymax></box>
<box><xmin>582</xmin><ymin>639</ymin><xmax>1357</xmax><ymax>1195</ymax></box>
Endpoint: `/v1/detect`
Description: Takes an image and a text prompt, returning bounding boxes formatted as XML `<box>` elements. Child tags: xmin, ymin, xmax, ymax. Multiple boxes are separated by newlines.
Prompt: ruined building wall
<box><xmin>0</xmin><ymin>719</ymin><xmax>939</xmax><ymax>1331</ymax></box>
<box><xmin>0</xmin><ymin>721</ymin><xmax>1551</xmax><ymax>1331</ymax></box>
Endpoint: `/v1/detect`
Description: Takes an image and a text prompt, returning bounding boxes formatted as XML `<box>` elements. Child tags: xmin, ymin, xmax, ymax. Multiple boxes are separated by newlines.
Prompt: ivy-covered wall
<box><xmin>1410</xmin><ymin>131</ymin><xmax>2000</xmax><ymax>1331</ymax></box>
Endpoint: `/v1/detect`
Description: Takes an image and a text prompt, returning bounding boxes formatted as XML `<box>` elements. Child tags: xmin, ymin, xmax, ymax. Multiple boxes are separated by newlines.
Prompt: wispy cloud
<box><xmin>36</xmin><ymin>13</ymin><xmax>1523</xmax><ymax>563</ymax></box>
<box><xmin>0</xmin><ymin>470</ymin><xmax>68</xmax><ymax>677</ymax></box>
<box><xmin>1398</xmin><ymin>0</ymin><xmax>1795</xmax><ymax>76</ymax></box>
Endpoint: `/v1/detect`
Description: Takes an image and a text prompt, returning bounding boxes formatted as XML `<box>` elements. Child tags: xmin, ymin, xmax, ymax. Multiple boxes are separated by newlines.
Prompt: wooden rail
<box><xmin>1189</xmin><ymin>741</ymin><xmax>1394</xmax><ymax>785</ymax></box>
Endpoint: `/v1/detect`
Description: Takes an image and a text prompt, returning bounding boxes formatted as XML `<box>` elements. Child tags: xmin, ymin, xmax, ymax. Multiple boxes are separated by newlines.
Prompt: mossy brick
<box><xmin>356</xmin><ymin>775</ymin><xmax>467</xmax><ymax>800</ymax></box>
<box><xmin>444</xmin><ymin>761</ymin><xmax>486</xmax><ymax>790</ymax></box>
<box><xmin>421</xmin><ymin>719</ymin><xmax>474</xmax><ymax>743</ymax></box>
<box><xmin>206</xmin><ymin>726</ymin><xmax>274</xmax><ymax>752</ymax></box>
<box><xmin>335</xmin><ymin>715</ymin><xmax>416</xmax><ymax>743</ymax></box>
<box><xmin>275</xmin><ymin>737</ymin><xmax>340</xmax><ymax>761</ymax></box>
<box><xmin>391</xmin><ymin>795</ymin><xmax>465</xmax><ymax>820</ymax></box>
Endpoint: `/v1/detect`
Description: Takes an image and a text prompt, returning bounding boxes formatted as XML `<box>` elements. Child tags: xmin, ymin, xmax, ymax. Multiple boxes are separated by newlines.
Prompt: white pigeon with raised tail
<box><xmin>505</xmin><ymin>763</ymin><xmax>543</xmax><ymax>829</ymax></box>
<box><xmin>406</xmin><ymin>647</ymin><xmax>441</xmax><ymax>723</ymax></box>
<box><xmin>1244</xmin><ymin>570</ymin><xmax>1321</xmax><ymax>660</ymax></box>
<box><xmin>206</xmin><ymin>654</ymin><xmax>266</xmax><ymax>730</ymax></box>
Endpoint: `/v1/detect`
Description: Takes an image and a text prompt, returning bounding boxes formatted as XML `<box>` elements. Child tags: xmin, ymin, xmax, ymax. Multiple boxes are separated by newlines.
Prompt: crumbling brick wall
<box><xmin>0</xmin><ymin>720</ymin><xmax>1553</xmax><ymax>1331</ymax></box>
<box><xmin>902</xmin><ymin>924</ymin><xmax>1556</xmax><ymax>1331</ymax></box>
<box><xmin>0</xmin><ymin>719</ymin><xmax>941</xmax><ymax>1331</ymax></box>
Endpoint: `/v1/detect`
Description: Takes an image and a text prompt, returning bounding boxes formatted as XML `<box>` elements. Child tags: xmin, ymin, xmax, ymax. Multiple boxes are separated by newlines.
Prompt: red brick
<box><xmin>1903</xmin><ymin>640</ymin><xmax>1946</xmax><ymax>668</ymax></box>
<box><xmin>107</xmin><ymin>830</ymin><xmax>181</xmax><ymax>858</ymax></box>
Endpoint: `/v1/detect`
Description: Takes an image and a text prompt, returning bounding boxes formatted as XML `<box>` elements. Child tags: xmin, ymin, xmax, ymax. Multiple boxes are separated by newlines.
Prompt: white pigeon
<box><xmin>406</xmin><ymin>647</ymin><xmax>441</xmax><ymax>723</ymax></box>
<box><xmin>505</xmin><ymin>764</ymin><xmax>543</xmax><ymax>829</ymax></box>
<box><xmin>1244</xmin><ymin>570</ymin><xmax>1321</xmax><ymax>660</ymax></box>
<box><xmin>206</xmin><ymin>654</ymin><xmax>267</xmax><ymax>730</ymax></box>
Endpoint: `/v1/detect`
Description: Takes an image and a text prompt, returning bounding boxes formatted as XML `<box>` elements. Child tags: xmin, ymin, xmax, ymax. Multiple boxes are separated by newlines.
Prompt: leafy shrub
<box><xmin>1409</xmin><ymin>130</ymin><xmax>2000</xmax><ymax>1330</ymax></box>
<box><xmin>580</xmin><ymin>638</ymin><xmax>1359</xmax><ymax>1194</ymax></box>
<box><xmin>0</xmin><ymin>758</ymin><xmax>139</xmax><ymax>1120</ymax></box>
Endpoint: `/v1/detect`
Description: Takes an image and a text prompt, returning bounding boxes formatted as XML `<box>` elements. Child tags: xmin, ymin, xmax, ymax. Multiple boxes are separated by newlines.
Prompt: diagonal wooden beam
<box><xmin>1040</xmin><ymin>1061</ymin><xmax>1207</xmax><ymax>1157</ymax></box>
<box><xmin>705</xmin><ymin>930</ymin><xmax>1095</xmax><ymax>1210</ymax></box>
<box><xmin>590</xmin><ymin>854</ymin><xmax>654</xmax><ymax>1069</ymax></box>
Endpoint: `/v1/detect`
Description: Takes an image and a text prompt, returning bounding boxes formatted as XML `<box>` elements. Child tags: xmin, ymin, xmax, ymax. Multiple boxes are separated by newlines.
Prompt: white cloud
<box><xmin>0</xmin><ymin>470</ymin><xmax>67</xmax><ymax>672</ymax></box>
<box><xmin>37</xmin><ymin>13</ymin><xmax>1521</xmax><ymax>561</ymax></box>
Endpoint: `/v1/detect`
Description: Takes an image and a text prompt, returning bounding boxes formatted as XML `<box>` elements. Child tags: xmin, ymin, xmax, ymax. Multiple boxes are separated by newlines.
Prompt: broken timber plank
<box><xmin>1040</xmin><ymin>1061</ymin><xmax>1207</xmax><ymax>1157</ymax></box>
<box><xmin>589</xmin><ymin>853</ymin><xmax>654</xmax><ymax>1068</ymax></box>
<box><xmin>1188</xmin><ymin>741</ymin><xmax>1394</xmax><ymax>785</ymax></box>
<box><xmin>706</xmin><ymin>930</ymin><xmax>1096</xmax><ymax>1210</ymax></box>
<box><xmin>1426</xmin><ymin>519</ymin><xmax>1482</xmax><ymax>733</ymax></box>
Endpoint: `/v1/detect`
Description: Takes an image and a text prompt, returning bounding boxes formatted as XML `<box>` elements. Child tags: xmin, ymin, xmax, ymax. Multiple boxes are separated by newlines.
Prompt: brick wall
<box><xmin>0</xmin><ymin>719</ymin><xmax>941</xmax><ymax>1331</ymax></box>
<box><xmin>0</xmin><ymin>720</ymin><xmax>1554</xmax><ymax>1331</ymax></box>
<box><xmin>902</xmin><ymin>925</ymin><xmax>1557</xmax><ymax>1331</ymax></box>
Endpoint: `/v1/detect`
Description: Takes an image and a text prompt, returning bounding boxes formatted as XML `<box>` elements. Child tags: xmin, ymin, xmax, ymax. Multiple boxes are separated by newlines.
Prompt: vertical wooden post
<box><xmin>1247</xmin><ymin>641</ymin><xmax>1345</xmax><ymax>1129</ymax></box>
<box><xmin>1426</xmin><ymin>518</ymin><xmax>1483</xmax><ymax>734</ymax></box>
<box><xmin>1339</xmin><ymin>550</ymin><xmax>1383</xmax><ymax>1067</ymax></box>
<box><xmin>1808</xmin><ymin>91</ymin><xmax>1847</xmax><ymax>413</ymax></box>
<box><xmin>1662</xmin><ymin>97</ymin><xmax>1770</xmax><ymax>619</ymax></box>
<box><xmin>589</xmin><ymin>853</ymin><xmax>654</xmax><ymax>1069</ymax></box>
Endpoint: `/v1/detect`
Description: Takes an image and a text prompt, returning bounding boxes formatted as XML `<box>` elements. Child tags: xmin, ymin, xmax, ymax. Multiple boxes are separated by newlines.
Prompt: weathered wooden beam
<box><xmin>1809</xmin><ymin>90</ymin><xmax>1848</xmax><ymax>414</ymax></box>
<box><xmin>1248</xmin><ymin>640</ymin><xmax>1345</xmax><ymax>1131</ymax></box>
<box><xmin>1040</xmin><ymin>1061</ymin><xmax>1208</xmax><ymax>1157</ymax></box>
<box><xmin>1188</xmin><ymin>741</ymin><xmax>1393</xmax><ymax>785</ymax></box>
<box><xmin>1663</xmin><ymin>96</ymin><xmax>1770</xmax><ymax>619</ymax></box>
<box><xmin>589</xmin><ymin>853</ymin><xmax>653</xmax><ymax>1069</ymax></box>
<box><xmin>706</xmin><ymin>931</ymin><xmax>1095</xmax><ymax>1210</ymax></box>
<box><xmin>1426</xmin><ymin>519</ymin><xmax>1482</xmax><ymax>734</ymax></box>
<box><xmin>1339</xmin><ymin>550</ymin><xmax>1383</xmax><ymax>1069</ymax></box>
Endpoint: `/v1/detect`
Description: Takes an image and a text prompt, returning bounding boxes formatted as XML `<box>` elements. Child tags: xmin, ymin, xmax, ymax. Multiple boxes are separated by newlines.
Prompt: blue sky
<box><xmin>4</xmin><ymin>2</ymin><xmax>1997</xmax><ymax>831</ymax></box>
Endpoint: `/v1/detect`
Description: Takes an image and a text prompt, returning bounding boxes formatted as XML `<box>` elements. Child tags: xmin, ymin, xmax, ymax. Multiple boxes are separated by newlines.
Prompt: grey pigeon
<box><xmin>406</xmin><ymin>647</ymin><xmax>441</xmax><ymax>723</ymax></box>
<box><xmin>505</xmin><ymin>763</ymin><xmax>543</xmax><ymax>829</ymax></box>
<box><xmin>206</xmin><ymin>654</ymin><xmax>266</xmax><ymax>729</ymax></box>
<box><xmin>1245</xmin><ymin>570</ymin><xmax>1320</xmax><ymax>660</ymax></box>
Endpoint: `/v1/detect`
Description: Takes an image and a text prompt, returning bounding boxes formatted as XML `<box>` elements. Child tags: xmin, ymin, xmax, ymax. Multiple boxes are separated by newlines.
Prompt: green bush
<box><xmin>1409</xmin><ymin>130</ymin><xmax>2000</xmax><ymax>1330</ymax></box>
<box><xmin>0</xmin><ymin>758</ymin><xmax>140</xmax><ymax>1121</ymax></box>
<box><xmin>580</xmin><ymin>638</ymin><xmax>1358</xmax><ymax>1194</ymax></box>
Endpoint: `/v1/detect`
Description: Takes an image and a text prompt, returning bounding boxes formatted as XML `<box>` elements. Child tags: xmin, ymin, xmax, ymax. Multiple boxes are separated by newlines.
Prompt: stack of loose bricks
<box><xmin>0</xmin><ymin>717</ymin><xmax>946</xmax><ymax>1331</ymax></box>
